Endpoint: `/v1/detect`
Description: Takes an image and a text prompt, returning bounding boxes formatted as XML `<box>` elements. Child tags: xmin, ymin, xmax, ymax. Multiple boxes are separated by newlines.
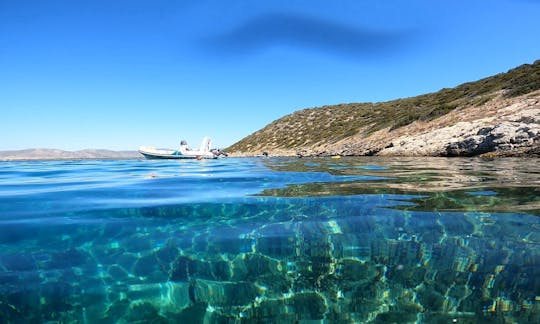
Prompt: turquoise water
<box><xmin>0</xmin><ymin>157</ymin><xmax>539</xmax><ymax>323</ymax></box>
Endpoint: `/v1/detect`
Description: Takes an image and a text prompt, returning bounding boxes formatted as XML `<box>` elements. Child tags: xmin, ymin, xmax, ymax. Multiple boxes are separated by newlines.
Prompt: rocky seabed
<box><xmin>1</xmin><ymin>203</ymin><xmax>538</xmax><ymax>323</ymax></box>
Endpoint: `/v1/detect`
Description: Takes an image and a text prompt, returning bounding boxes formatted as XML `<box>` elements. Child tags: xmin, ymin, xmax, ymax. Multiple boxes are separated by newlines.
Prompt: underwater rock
<box><xmin>170</xmin><ymin>256</ymin><xmax>217</xmax><ymax>282</ymax></box>
<box><xmin>125</xmin><ymin>283</ymin><xmax>164</xmax><ymax>302</ymax></box>
<box><xmin>386</xmin><ymin>264</ymin><xmax>426</xmax><ymax>288</ymax></box>
<box><xmin>38</xmin><ymin>281</ymin><xmax>76</xmax><ymax>321</ymax></box>
<box><xmin>290</xmin><ymin>292</ymin><xmax>327</xmax><ymax>320</ymax></box>
<box><xmin>0</xmin><ymin>224</ymin><xmax>39</xmax><ymax>244</ymax></box>
<box><xmin>391</xmin><ymin>240</ymin><xmax>423</xmax><ymax>268</ymax></box>
<box><xmin>167</xmin><ymin>302</ymin><xmax>208</xmax><ymax>323</ymax></box>
<box><xmin>208</xmin><ymin>259</ymin><xmax>233</xmax><ymax>281</ymax></box>
<box><xmin>293</xmin><ymin>223</ymin><xmax>335</xmax><ymax>289</ymax></box>
<box><xmin>229</xmin><ymin>253</ymin><xmax>291</xmax><ymax>294</ymax></box>
<box><xmin>257</xmin><ymin>235</ymin><xmax>296</xmax><ymax>258</ymax></box>
<box><xmin>434</xmin><ymin>270</ymin><xmax>470</xmax><ymax>291</ymax></box>
<box><xmin>294</xmin><ymin>258</ymin><xmax>334</xmax><ymax>290</ymax></box>
<box><xmin>338</xmin><ymin>216</ymin><xmax>379</xmax><ymax>236</ymax></box>
<box><xmin>0</xmin><ymin>290</ymin><xmax>41</xmax><ymax>322</ymax></box>
<box><xmin>0</xmin><ymin>300</ymin><xmax>26</xmax><ymax>323</ymax></box>
<box><xmin>102</xmin><ymin>221</ymin><xmax>132</xmax><ymax>238</ymax></box>
<box><xmin>204</xmin><ymin>311</ymin><xmax>242</xmax><ymax>323</ymax></box>
<box><xmin>123</xmin><ymin>235</ymin><xmax>153</xmax><ymax>254</ymax></box>
<box><xmin>164</xmin><ymin>282</ymin><xmax>191</xmax><ymax>310</ymax></box>
<box><xmin>416</xmin><ymin>283</ymin><xmax>446</xmax><ymax>312</ymax></box>
<box><xmin>415</xmin><ymin>220</ymin><xmax>445</xmax><ymax>244</ymax></box>
<box><xmin>348</xmin><ymin>281</ymin><xmax>386</xmax><ymax>318</ymax></box>
<box><xmin>230</xmin><ymin>254</ymin><xmax>249</xmax><ymax>281</ymax></box>
<box><xmin>330</xmin><ymin>233</ymin><xmax>372</xmax><ymax>260</ymax></box>
<box><xmin>102</xmin><ymin>298</ymin><xmax>130</xmax><ymax>322</ymax></box>
<box><xmin>247</xmin><ymin>298</ymin><xmax>298</xmax><ymax>323</ymax></box>
<box><xmin>370</xmin><ymin>238</ymin><xmax>391</xmax><ymax>264</ymax></box>
<box><xmin>491</xmin><ymin>263</ymin><xmax>540</xmax><ymax>303</ymax></box>
<box><xmin>113</xmin><ymin>249</ymin><xmax>136</xmax><ymax>266</ymax></box>
<box><xmin>125</xmin><ymin>302</ymin><xmax>167</xmax><ymax>323</ymax></box>
<box><xmin>375</xmin><ymin>303</ymin><xmax>423</xmax><ymax>323</ymax></box>
<box><xmin>337</xmin><ymin>259</ymin><xmax>381</xmax><ymax>284</ymax></box>
<box><xmin>439</xmin><ymin>213</ymin><xmax>475</xmax><ymax>236</ymax></box>
<box><xmin>257</xmin><ymin>223</ymin><xmax>297</xmax><ymax>251</ymax></box>
<box><xmin>170</xmin><ymin>256</ymin><xmax>191</xmax><ymax>281</ymax></box>
<box><xmin>108</xmin><ymin>264</ymin><xmax>130</xmax><ymax>282</ymax></box>
<box><xmin>0</xmin><ymin>272</ymin><xmax>22</xmax><ymax>290</ymax></box>
<box><xmin>155</xmin><ymin>243</ymin><xmax>180</xmax><ymax>266</ymax></box>
<box><xmin>429</xmin><ymin>242</ymin><xmax>471</xmax><ymax>272</ymax></box>
<box><xmin>124</xmin><ymin>282</ymin><xmax>191</xmax><ymax>313</ymax></box>
<box><xmin>243</xmin><ymin>253</ymin><xmax>283</xmax><ymax>279</ymax></box>
<box><xmin>209</xmin><ymin>236</ymin><xmax>253</xmax><ymax>254</ymax></box>
<box><xmin>193</xmin><ymin>279</ymin><xmax>259</xmax><ymax>307</ymax></box>
<box><xmin>0</xmin><ymin>253</ymin><xmax>36</xmax><ymax>271</ymax></box>
<box><xmin>78</xmin><ymin>283</ymin><xmax>108</xmax><ymax>317</ymax></box>
<box><xmin>420</xmin><ymin>312</ymin><xmax>477</xmax><ymax>324</ymax></box>
<box><xmin>207</xmin><ymin>226</ymin><xmax>253</xmax><ymax>254</ymax></box>
<box><xmin>324</xmin><ymin>304</ymin><xmax>360</xmax><ymax>323</ymax></box>
<box><xmin>133</xmin><ymin>254</ymin><xmax>161</xmax><ymax>278</ymax></box>
<box><xmin>192</xmin><ymin>233</ymin><xmax>209</xmax><ymax>253</ymax></box>
<box><xmin>51</xmin><ymin>248</ymin><xmax>89</xmax><ymax>269</ymax></box>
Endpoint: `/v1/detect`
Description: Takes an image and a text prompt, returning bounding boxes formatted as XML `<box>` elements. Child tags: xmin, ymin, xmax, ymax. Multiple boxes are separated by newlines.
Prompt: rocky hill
<box><xmin>0</xmin><ymin>149</ymin><xmax>140</xmax><ymax>161</ymax></box>
<box><xmin>227</xmin><ymin>60</ymin><xmax>540</xmax><ymax>157</ymax></box>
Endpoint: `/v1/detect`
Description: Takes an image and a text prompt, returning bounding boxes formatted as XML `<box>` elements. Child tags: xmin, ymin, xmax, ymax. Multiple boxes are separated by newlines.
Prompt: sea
<box><xmin>0</xmin><ymin>157</ymin><xmax>538</xmax><ymax>323</ymax></box>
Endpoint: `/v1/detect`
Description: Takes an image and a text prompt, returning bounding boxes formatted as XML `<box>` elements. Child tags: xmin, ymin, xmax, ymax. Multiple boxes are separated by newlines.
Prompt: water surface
<box><xmin>0</xmin><ymin>157</ymin><xmax>539</xmax><ymax>323</ymax></box>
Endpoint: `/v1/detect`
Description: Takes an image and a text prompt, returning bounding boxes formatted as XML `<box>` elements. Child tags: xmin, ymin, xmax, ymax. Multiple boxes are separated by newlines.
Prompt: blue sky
<box><xmin>1</xmin><ymin>0</ymin><xmax>540</xmax><ymax>150</ymax></box>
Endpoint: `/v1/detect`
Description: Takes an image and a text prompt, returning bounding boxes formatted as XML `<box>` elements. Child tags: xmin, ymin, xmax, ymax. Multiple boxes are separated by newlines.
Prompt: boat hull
<box><xmin>138</xmin><ymin>147</ymin><xmax>217</xmax><ymax>159</ymax></box>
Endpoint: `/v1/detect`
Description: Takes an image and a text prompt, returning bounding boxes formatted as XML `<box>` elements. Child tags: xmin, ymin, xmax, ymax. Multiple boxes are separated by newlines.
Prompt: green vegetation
<box><xmin>227</xmin><ymin>60</ymin><xmax>540</xmax><ymax>153</ymax></box>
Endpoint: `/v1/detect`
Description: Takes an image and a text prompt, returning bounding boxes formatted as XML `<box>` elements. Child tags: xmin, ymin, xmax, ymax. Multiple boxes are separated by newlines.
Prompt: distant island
<box><xmin>226</xmin><ymin>59</ymin><xmax>540</xmax><ymax>157</ymax></box>
<box><xmin>0</xmin><ymin>149</ymin><xmax>140</xmax><ymax>161</ymax></box>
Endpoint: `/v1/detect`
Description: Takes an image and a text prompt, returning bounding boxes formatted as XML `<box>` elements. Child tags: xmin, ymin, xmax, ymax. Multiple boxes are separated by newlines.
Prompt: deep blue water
<box><xmin>0</xmin><ymin>157</ymin><xmax>539</xmax><ymax>323</ymax></box>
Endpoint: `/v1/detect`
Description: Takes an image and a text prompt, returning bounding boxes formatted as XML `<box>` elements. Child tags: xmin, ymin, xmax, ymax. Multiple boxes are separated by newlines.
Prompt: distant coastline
<box><xmin>0</xmin><ymin>149</ymin><xmax>141</xmax><ymax>161</ymax></box>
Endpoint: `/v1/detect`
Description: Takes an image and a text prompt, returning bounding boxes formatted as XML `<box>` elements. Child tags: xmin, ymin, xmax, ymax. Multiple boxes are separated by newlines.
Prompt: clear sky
<box><xmin>1</xmin><ymin>0</ymin><xmax>540</xmax><ymax>151</ymax></box>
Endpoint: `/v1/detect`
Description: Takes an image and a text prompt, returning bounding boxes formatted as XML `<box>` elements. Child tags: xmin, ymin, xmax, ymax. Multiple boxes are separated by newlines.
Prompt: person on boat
<box><xmin>180</xmin><ymin>140</ymin><xmax>190</xmax><ymax>152</ymax></box>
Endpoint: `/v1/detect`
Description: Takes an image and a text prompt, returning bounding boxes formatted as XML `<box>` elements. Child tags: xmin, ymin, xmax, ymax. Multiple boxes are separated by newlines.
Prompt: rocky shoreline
<box><xmin>228</xmin><ymin>91</ymin><xmax>540</xmax><ymax>158</ymax></box>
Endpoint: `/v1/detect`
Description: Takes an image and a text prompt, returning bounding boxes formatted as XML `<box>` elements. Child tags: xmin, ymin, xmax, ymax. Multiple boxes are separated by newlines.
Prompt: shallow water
<box><xmin>0</xmin><ymin>157</ymin><xmax>539</xmax><ymax>323</ymax></box>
